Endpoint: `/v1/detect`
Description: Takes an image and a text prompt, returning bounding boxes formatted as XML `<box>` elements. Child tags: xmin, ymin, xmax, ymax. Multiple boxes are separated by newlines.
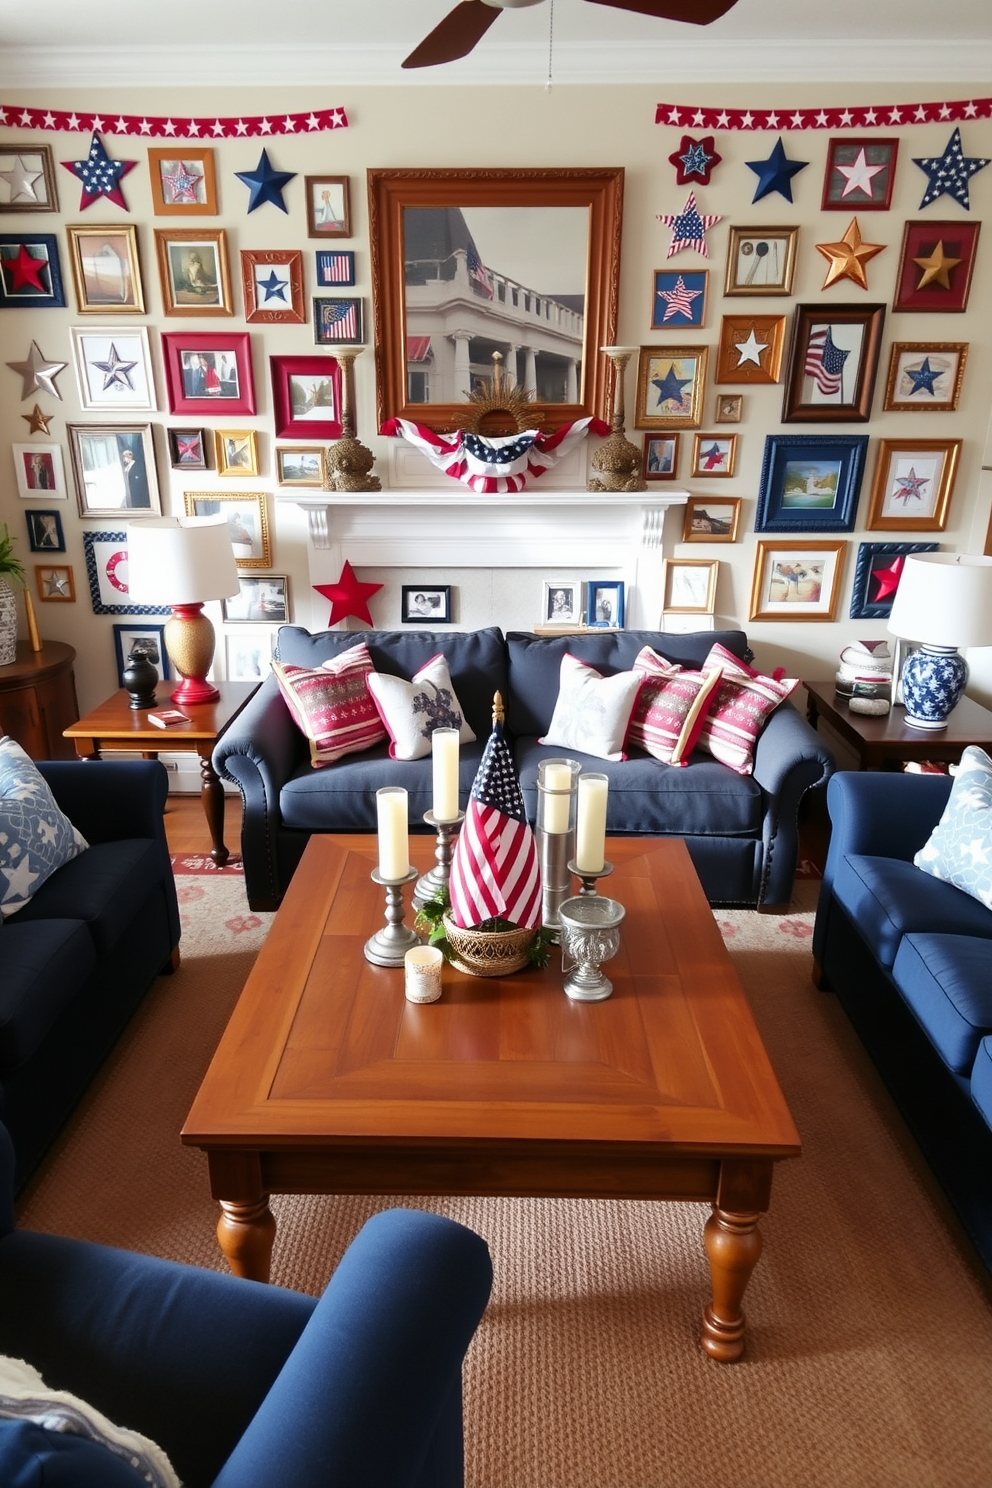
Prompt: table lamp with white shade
<box><xmin>126</xmin><ymin>517</ymin><xmax>239</xmax><ymax>706</ymax></box>
<box><xmin>887</xmin><ymin>552</ymin><xmax>992</xmax><ymax>730</ymax></box>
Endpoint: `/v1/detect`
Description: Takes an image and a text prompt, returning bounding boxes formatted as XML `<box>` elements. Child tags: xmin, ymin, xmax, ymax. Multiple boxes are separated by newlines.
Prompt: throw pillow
<box><xmin>0</xmin><ymin>736</ymin><xmax>88</xmax><ymax>917</ymax></box>
<box><xmin>627</xmin><ymin>647</ymin><xmax>723</xmax><ymax>766</ymax></box>
<box><xmin>539</xmin><ymin>654</ymin><xmax>644</xmax><ymax>762</ymax></box>
<box><xmin>272</xmin><ymin>641</ymin><xmax>386</xmax><ymax>768</ymax></box>
<box><xmin>914</xmin><ymin>745</ymin><xmax>992</xmax><ymax>909</ymax></box>
<box><xmin>697</xmin><ymin>642</ymin><xmax>799</xmax><ymax>776</ymax></box>
<box><xmin>366</xmin><ymin>654</ymin><xmax>476</xmax><ymax>761</ymax></box>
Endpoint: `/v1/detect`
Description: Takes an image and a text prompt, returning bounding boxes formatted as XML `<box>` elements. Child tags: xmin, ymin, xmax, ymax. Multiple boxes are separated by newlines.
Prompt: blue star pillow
<box><xmin>914</xmin><ymin>746</ymin><xmax>992</xmax><ymax>909</ymax></box>
<box><xmin>0</xmin><ymin>736</ymin><xmax>88</xmax><ymax>916</ymax></box>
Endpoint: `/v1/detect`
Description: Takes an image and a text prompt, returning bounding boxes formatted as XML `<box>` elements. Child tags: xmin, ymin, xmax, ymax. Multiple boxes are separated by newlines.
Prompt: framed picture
<box><xmin>112</xmin><ymin>623</ymin><xmax>170</xmax><ymax>686</ymax></box>
<box><xmin>34</xmin><ymin>564</ymin><xmax>75</xmax><ymax>603</ymax></box>
<box><xmin>221</xmin><ymin>574</ymin><xmax>289</xmax><ymax>623</ymax></box>
<box><xmin>166</xmin><ymin>427</ymin><xmax>208</xmax><ymax>470</ymax></box>
<box><xmin>662</xmin><ymin>558</ymin><xmax>718</xmax><ymax>613</ymax></box>
<box><xmin>82</xmin><ymin>531</ymin><xmax>169</xmax><ymax>615</ymax></box>
<box><xmin>715</xmin><ymin>313</ymin><xmax>786</xmax><ymax>385</ymax></box>
<box><xmin>691</xmin><ymin>433</ymin><xmax>737</xmax><ymax>478</ymax></box>
<box><xmin>154</xmin><ymin>228</ymin><xmax>233</xmax><ymax>316</ymax></box>
<box><xmin>147</xmin><ymin>147</ymin><xmax>218</xmax><ymax>215</ymax></box>
<box><xmin>68</xmin><ymin>424</ymin><xmax>161</xmax><ymax>517</ymax></box>
<box><xmin>276</xmin><ymin>446</ymin><xmax>324</xmax><ymax>486</ymax></box>
<box><xmin>714</xmin><ymin>393</ymin><xmax>743</xmax><ymax>423</ymax></box>
<box><xmin>650</xmin><ymin>268</ymin><xmax>708</xmax><ymax>330</ymax></box>
<box><xmin>313</xmin><ymin>296</ymin><xmax>365</xmax><ymax>345</ymax></box>
<box><xmin>225</xmin><ymin>629</ymin><xmax>278</xmax><ymax>681</ymax></box>
<box><xmin>682</xmin><ymin>496</ymin><xmax>741</xmax><ymax>544</ymax></box>
<box><xmin>586</xmin><ymin>580</ymin><xmax>624</xmax><ymax>628</ymax></box>
<box><xmin>781</xmin><ymin>303</ymin><xmax>885</xmax><ymax>423</ymax></box>
<box><xmin>892</xmin><ymin>220</ymin><xmax>980</xmax><ymax>313</ymax></box>
<box><xmin>749</xmin><ymin>540</ymin><xmax>846</xmax><ymax>622</ymax></box>
<box><xmin>305</xmin><ymin>176</ymin><xmax>351</xmax><ymax>238</ymax></box>
<box><xmin>182</xmin><ymin>491</ymin><xmax>271</xmax><ymax>569</ymax></box>
<box><xmin>642</xmin><ymin>433</ymin><xmax>680</xmax><ymax>481</ymax></box>
<box><xmin>865</xmin><ymin>438</ymin><xmax>961</xmax><ymax>532</ymax></box>
<box><xmin>12</xmin><ymin>442</ymin><xmax>67</xmax><ymax>500</ymax></box>
<box><xmin>69</xmin><ymin>326</ymin><xmax>157</xmax><ymax>412</ymax></box>
<box><xmin>25</xmin><ymin>510</ymin><xmax>64</xmax><ymax>553</ymax></box>
<box><xmin>634</xmin><ymin>346</ymin><xmax>707</xmax><ymax>429</ymax></box>
<box><xmin>883</xmin><ymin>342</ymin><xmax>968</xmax><ymax>412</ymax></box>
<box><xmin>162</xmin><ymin>332</ymin><xmax>255</xmax><ymax>415</ymax></box>
<box><xmin>892</xmin><ymin>638</ymin><xmax>923</xmax><ymax>705</ymax></box>
<box><xmin>849</xmin><ymin>541</ymin><xmax>939</xmax><ymax>621</ymax></box>
<box><xmin>755</xmin><ymin>434</ymin><xmax>869</xmax><ymax>533</ymax></box>
<box><xmin>315</xmin><ymin>249</ymin><xmax>356</xmax><ymax>288</ymax></box>
<box><xmin>240</xmin><ymin>248</ymin><xmax>306</xmax><ymax>324</ymax></box>
<box><xmin>821</xmin><ymin>139</ymin><xmax>898</xmax><ymax>211</ymax></box>
<box><xmin>0</xmin><ymin>144</ymin><xmax>58</xmax><ymax>212</ymax></box>
<box><xmin>0</xmin><ymin>233</ymin><xmax>64</xmax><ymax>307</ymax></box>
<box><xmin>402</xmin><ymin>585</ymin><xmax>452</xmax><ymax>624</ymax></box>
<box><xmin>724</xmin><ymin>226</ymin><xmax>798</xmax><ymax>296</ymax></box>
<box><xmin>269</xmin><ymin>354</ymin><xmax>342</xmax><ymax>439</ymax></box>
<box><xmin>213</xmin><ymin>429</ymin><xmax>259</xmax><ymax>477</ymax></box>
<box><xmin>542</xmin><ymin>580</ymin><xmax>582</xmax><ymax>626</ymax></box>
<box><xmin>65</xmin><ymin>225</ymin><xmax>143</xmax><ymax>312</ymax></box>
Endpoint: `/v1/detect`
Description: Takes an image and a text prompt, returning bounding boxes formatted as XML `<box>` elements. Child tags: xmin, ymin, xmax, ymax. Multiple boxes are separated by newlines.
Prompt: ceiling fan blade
<box><xmin>402</xmin><ymin>1</ymin><xmax>503</xmax><ymax>68</ymax></box>
<box><xmin>584</xmin><ymin>0</ymin><xmax>738</xmax><ymax>24</ymax></box>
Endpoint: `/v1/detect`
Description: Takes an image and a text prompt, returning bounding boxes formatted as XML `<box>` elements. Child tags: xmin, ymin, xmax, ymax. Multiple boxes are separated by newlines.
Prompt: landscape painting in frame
<box><xmin>749</xmin><ymin>541</ymin><xmax>845</xmax><ymax>622</ymax></box>
<box><xmin>682</xmin><ymin>496</ymin><xmax>741</xmax><ymax>544</ymax></box>
<box><xmin>756</xmin><ymin>434</ymin><xmax>868</xmax><ymax>534</ymax></box>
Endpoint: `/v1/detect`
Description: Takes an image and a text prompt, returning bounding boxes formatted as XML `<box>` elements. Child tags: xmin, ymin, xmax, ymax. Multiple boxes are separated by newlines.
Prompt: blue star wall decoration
<box><xmin>668</xmin><ymin>134</ymin><xmax>722</xmax><ymax>187</ymax></box>
<box><xmin>62</xmin><ymin>132</ymin><xmax>137</xmax><ymax>212</ymax></box>
<box><xmin>746</xmin><ymin>137</ymin><xmax>809</xmax><ymax>204</ymax></box>
<box><xmin>913</xmin><ymin>128</ymin><xmax>990</xmax><ymax>211</ymax></box>
<box><xmin>235</xmin><ymin>149</ymin><xmax>297</xmax><ymax>213</ymax></box>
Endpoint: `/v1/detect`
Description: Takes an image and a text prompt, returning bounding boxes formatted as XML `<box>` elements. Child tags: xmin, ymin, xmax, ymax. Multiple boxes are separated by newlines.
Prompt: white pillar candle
<box><xmin>576</xmin><ymin>774</ymin><xmax>609</xmax><ymax>874</ymax></box>
<box><xmin>376</xmin><ymin>786</ymin><xmax>409</xmax><ymax>880</ymax></box>
<box><xmin>543</xmin><ymin>761</ymin><xmax>572</xmax><ymax>834</ymax></box>
<box><xmin>431</xmin><ymin>728</ymin><xmax>460</xmax><ymax>822</ymax></box>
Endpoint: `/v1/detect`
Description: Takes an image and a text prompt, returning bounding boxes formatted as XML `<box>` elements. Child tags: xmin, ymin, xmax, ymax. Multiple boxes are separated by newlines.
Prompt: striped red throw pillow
<box><xmin>273</xmin><ymin>641</ymin><xmax>386</xmax><ymax>767</ymax></box>
<box><xmin>698</xmin><ymin>642</ymin><xmax>798</xmax><ymax>775</ymax></box>
<box><xmin>626</xmin><ymin>647</ymin><xmax>721</xmax><ymax>767</ymax></box>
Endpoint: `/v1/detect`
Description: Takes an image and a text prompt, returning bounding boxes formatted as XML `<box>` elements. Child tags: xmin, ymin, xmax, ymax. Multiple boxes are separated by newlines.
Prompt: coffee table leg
<box><xmin>217</xmin><ymin>1197</ymin><xmax>276</xmax><ymax>1282</ymax></box>
<box><xmin>701</xmin><ymin>1203</ymin><xmax>763</xmax><ymax>1362</ymax></box>
<box><xmin>199</xmin><ymin>750</ymin><xmax>229</xmax><ymax>868</ymax></box>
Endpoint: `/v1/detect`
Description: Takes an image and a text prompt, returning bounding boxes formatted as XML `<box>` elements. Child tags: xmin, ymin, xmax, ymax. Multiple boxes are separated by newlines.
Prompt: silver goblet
<box><xmin>558</xmin><ymin>895</ymin><xmax>625</xmax><ymax>1002</ymax></box>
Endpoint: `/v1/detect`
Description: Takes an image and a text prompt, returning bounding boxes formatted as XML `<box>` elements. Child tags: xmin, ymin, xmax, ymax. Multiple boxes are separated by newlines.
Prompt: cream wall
<box><xmin>2</xmin><ymin>82</ymin><xmax>991</xmax><ymax>712</ymax></box>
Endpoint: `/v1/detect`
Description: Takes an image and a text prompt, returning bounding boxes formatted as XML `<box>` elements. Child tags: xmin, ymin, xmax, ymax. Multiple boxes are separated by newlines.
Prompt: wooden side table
<box><xmin>63</xmin><ymin>681</ymin><xmax>259</xmax><ymax>866</ymax></box>
<box><xmin>804</xmin><ymin>677</ymin><xmax>992</xmax><ymax>771</ymax></box>
<box><xmin>0</xmin><ymin>640</ymin><xmax>78</xmax><ymax>760</ymax></box>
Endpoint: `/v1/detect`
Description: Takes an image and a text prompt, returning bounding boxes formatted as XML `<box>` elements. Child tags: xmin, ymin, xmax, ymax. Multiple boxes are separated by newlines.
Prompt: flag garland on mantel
<box><xmin>0</xmin><ymin>104</ymin><xmax>347</xmax><ymax>137</ymax></box>
<box><xmin>380</xmin><ymin>416</ymin><xmax>609</xmax><ymax>495</ymax></box>
<box><xmin>655</xmin><ymin>98</ymin><xmax>992</xmax><ymax>131</ymax></box>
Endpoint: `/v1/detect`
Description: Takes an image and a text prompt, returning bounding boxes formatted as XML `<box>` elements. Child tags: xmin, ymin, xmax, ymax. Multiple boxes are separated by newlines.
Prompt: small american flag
<box><xmin>448</xmin><ymin>719</ymin><xmax>542</xmax><ymax>931</ymax></box>
<box><xmin>804</xmin><ymin>325</ymin><xmax>850</xmax><ymax>397</ymax></box>
<box><xmin>317</xmin><ymin>250</ymin><xmax>355</xmax><ymax>285</ymax></box>
<box><xmin>317</xmin><ymin>298</ymin><xmax>358</xmax><ymax>341</ymax></box>
<box><xmin>467</xmin><ymin>244</ymin><xmax>494</xmax><ymax>299</ymax></box>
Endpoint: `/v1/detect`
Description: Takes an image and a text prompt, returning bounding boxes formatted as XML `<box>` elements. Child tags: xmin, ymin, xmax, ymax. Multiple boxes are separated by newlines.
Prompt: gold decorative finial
<box><xmin>492</xmin><ymin>691</ymin><xmax>505</xmax><ymax>726</ymax></box>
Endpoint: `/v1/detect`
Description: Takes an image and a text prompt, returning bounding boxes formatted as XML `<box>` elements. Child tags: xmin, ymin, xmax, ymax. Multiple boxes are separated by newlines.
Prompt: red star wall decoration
<box><xmin>667</xmin><ymin>135</ymin><xmax>722</xmax><ymax>187</ymax></box>
<box><xmin>314</xmin><ymin>561</ymin><xmax>383</xmax><ymax>628</ymax></box>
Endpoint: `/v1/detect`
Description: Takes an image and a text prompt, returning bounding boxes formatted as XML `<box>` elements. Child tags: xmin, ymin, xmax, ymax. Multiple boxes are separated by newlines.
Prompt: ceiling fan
<box><xmin>402</xmin><ymin>0</ymin><xmax>738</xmax><ymax>69</ymax></box>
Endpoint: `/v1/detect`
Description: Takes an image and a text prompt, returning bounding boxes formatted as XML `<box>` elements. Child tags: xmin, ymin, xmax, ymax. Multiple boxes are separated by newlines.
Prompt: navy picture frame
<box><xmin>0</xmin><ymin>233</ymin><xmax>65</xmax><ymax>307</ymax></box>
<box><xmin>82</xmin><ymin>530</ymin><xmax>170</xmax><ymax>616</ymax></box>
<box><xmin>850</xmin><ymin>541</ymin><xmax>939</xmax><ymax>620</ymax></box>
<box><xmin>755</xmin><ymin>434</ymin><xmax>869</xmax><ymax>534</ymax></box>
<box><xmin>112</xmin><ymin>623</ymin><xmax>170</xmax><ymax>686</ymax></box>
<box><xmin>25</xmin><ymin>509</ymin><xmax>65</xmax><ymax>553</ymax></box>
<box><xmin>587</xmin><ymin>580</ymin><xmax>625</xmax><ymax>629</ymax></box>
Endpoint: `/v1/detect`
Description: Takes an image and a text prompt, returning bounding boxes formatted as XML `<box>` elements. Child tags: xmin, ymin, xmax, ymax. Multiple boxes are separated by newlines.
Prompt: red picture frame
<box><xmin>892</xmin><ymin>220</ymin><xmax>981</xmax><ymax>313</ymax></box>
<box><xmin>269</xmin><ymin>354</ymin><xmax>342</xmax><ymax>439</ymax></box>
<box><xmin>161</xmin><ymin>332</ymin><xmax>255</xmax><ymax>415</ymax></box>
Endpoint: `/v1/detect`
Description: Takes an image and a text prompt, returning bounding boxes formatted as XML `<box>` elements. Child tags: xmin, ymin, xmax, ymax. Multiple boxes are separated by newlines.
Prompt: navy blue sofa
<box><xmin>0</xmin><ymin>760</ymin><xmax>180</xmax><ymax>1192</ymax></box>
<box><xmin>812</xmin><ymin>770</ymin><xmax>992</xmax><ymax>1275</ymax></box>
<box><xmin>0</xmin><ymin>1121</ymin><xmax>492</xmax><ymax>1488</ymax></box>
<box><xmin>213</xmin><ymin>625</ymin><xmax>834</xmax><ymax>913</ymax></box>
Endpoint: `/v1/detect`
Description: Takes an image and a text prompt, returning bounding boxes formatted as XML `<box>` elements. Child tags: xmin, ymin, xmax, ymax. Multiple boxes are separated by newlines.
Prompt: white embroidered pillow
<box><xmin>538</xmin><ymin>654</ymin><xmax>643</xmax><ymax>762</ymax></box>
<box><xmin>366</xmin><ymin>654</ymin><xmax>476</xmax><ymax>761</ymax></box>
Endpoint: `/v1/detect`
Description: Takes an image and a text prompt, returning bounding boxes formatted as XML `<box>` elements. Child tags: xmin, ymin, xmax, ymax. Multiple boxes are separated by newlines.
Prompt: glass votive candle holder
<box><xmin>404</xmin><ymin>945</ymin><xmax>443</xmax><ymax>1004</ymax></box>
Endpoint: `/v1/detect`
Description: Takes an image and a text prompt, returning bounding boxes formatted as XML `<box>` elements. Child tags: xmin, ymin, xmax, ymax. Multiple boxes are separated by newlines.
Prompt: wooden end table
<box><xmin>63</xmin><ymin>680</ymin><xmax>259</xmax><ymax>866</ymax></box>
<box><xmin>804</xmin><ymin>677</ymin><xmax>992</xmax><ymax>771</ymax></box>
<box><xmin>0</xmin><ymin>640</ymin><xmax>78</xmax><ymax>760</ymax></box>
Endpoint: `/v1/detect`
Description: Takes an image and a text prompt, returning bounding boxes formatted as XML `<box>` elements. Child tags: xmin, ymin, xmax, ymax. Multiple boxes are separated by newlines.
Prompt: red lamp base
<box><xmin>164</xmin><ymin>603</ymin><xmax>221</xmax><ymax>706</ymax></box>
<box><xmin>170</xmin><ymin>674</ymin><xmax>221</xmax><ymax>706</ymax></box>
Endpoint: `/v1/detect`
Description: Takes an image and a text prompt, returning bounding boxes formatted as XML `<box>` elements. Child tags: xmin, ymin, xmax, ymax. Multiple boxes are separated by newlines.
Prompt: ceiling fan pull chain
<box><xmin>546</xmin><ymin>0</ymin><xmax>555</xmax><ymax>91</ymax></box>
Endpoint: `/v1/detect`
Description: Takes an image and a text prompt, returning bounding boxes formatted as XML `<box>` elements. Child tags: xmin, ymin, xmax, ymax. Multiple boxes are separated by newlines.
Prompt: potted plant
<box><xmin>0</xmin><ymin>524</ymin><xmax>26</xmax><ymax>668</ymax></box>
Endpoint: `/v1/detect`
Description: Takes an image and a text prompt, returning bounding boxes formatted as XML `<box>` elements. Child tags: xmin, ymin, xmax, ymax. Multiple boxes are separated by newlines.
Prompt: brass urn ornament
<box><xmin>460</xmin><ymin>351</ymin><xmax>537</xmax><ymax>436</ymax></box>
<box><xmin>587</xmin><ymin>346</ymin><xmax>646</xmax><ymax>493</ymax></box>
<box><xmin>322</xmin><ymin>346</ymin><xmax>381</xmax><ymax>492</ymax></box>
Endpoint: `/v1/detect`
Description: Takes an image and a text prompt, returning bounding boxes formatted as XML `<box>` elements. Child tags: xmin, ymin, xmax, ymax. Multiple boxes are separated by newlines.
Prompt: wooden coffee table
<box><xmin>182</xmin><ymin>835</ymin><xmax>800</xmax><ymax>1361</ymax></box>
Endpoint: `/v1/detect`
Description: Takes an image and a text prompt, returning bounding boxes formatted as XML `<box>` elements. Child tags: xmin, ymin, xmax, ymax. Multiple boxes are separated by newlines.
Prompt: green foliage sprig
<box><xmin>414</xmin><ymin>885</ymin><xmax>555</xmax><ymax>969</ymax></box>
<box><xmin>0</xmin><ymin>524</ymin><xmax>25</xmax><ymax>588</ymax></box>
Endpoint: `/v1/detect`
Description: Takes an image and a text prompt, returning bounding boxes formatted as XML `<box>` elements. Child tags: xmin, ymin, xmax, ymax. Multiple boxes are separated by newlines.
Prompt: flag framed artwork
<box><xmin>781</xmin><ymin>303</ymin><xmax>885</xmax><ymax>423</ymax></box>
<box><xmin>313</xmin><ymin>296</ymin><xmax>365</xmax><ymax>345</ymax></box>
<box><xmin>315</xmin><ymin>249</ymin><xmax>355</xmax><ymax>287</ymax></box>
<box><xmin>650</xmin><ymin>269</ymin><xmax>707</xmax><ymax>330</ymax></box>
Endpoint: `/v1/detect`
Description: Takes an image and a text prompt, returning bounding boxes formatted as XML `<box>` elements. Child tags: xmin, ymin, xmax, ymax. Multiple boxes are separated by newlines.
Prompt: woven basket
<box><xmin>441</xmin><ymin>912</ymin><xmax>536</xmax><ymax>977</ymax></box>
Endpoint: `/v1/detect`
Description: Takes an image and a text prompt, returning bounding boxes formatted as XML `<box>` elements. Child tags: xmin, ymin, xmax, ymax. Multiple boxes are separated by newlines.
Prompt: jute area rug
<box><xmin>17</xmin><ymin>856</ymin><xmax>992</xmax><ymax>1488</ymax></box>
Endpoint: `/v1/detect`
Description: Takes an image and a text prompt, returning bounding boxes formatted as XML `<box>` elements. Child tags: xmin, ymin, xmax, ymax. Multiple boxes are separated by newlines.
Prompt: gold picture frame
<box><xmin>66</xmin><ymin>224</ymin><xmax>144</xmax><ymax>313</ymax></box>
<box><xmin>154</xmin><ymin>227</ymin><xmax>233</xmax><ymax>316</ymax></box>
<box><xmin>715</xmin><ymin>314</ymin><xmax>786</xmax><ymax>385</ymax></box>
<box><xmin>749</xmin><ymin>540</ymin><xmax>845</xmax><ymax>622</ymax></box>
<box><xmin>634</xmin><ymin>346</ymin><xmax>707</xmax><ymax>429</ymax></box>
<box><xmin>662</xmin><ymin>558</ymin><xmax>719</xmax><ymax>613</ymax></box>
<box><xmin>690</xmin><ymin>433</ymin><xmax>737</xmax><ymax>478</ymax></box>
<box><xmin>148</xmin><ymin>147</ymin><xmax>218</xmax><ymax>215</ymax></box>
<box><xmin>213</xmin><ymin>430</ymin><xmax>259</xmax><ymax>478</ymax></box>
<box><xmin>715</xmin><ymin>393</ymin><xmax>743</xmax><ymax>423</ymax></box>
<box><xmin>682</xmin><ymin>496</ymin><xmax>741</xmax><ymax>544</ymax></box>
<box><xmin>183</xmin><ymin>490</ymin><xmax>271</xmax><ymax>569</ymax></box>
<box><xmin>724</xmin><ymin>226</ymin><xmax>799</xmax><ymax>296</ymax></box>
<box><xmin>883</xmin><ymin>342</ymin><xmax>968</xmax><ymax>413</ymax></box>
<box><xmin>865</xmin><ymin>438</ymin><xmax>961</xmax><ymax>532</ymax></box>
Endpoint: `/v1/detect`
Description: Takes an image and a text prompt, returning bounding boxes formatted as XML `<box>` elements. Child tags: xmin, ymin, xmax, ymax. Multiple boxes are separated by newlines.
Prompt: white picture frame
<box><xmin>12</xmin><ymin>442</ymin><xmax>67</xmax><ymax>499</ymax></box>
<box><xmin>69</xmin><ymin>326</ymin><xmax>157</xmax><ymax>412</ymax></box>
<box><xmin>542</xmin><ymin>580</ymin><xmax>581</xmax><ymax>627</ymax></box>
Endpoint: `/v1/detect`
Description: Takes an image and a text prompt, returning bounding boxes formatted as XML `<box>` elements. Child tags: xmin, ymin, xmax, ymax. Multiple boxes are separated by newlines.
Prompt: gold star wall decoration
<box><xmin>815</xmin><ymin>218</ymin><xmax>885</xmax><ymax>290</ymax></box>
<box><xmin>913</xmin><ymin>240</ymin><xmax>962</xmax><ymax>291</ymax></box>
<box><xmin>21</xmin><ymin>404</ymin><xmax>53</xmax><ymax>435</ymax></box>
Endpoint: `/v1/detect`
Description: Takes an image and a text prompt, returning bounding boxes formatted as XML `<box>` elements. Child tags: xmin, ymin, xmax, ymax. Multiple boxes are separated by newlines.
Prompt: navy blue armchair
<box><xmin>0</xmin><ymin>1125</ymin><xmax>492</xmax><ymax>1488</ymax></box>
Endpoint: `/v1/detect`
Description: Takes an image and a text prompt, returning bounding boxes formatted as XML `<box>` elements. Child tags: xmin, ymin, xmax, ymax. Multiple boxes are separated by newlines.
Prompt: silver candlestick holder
<box><xmin>536</xmin><ymin>757</ymin><xmax>581</xmax><ymax>941</ymax></box>
<box><xmin>413</xmin><ymin>809</ymin><xmax>464</xmax><ymax>910</ymax></box>
<box><xmin>568</xmin><ymin>859</ymin><xmax>614</xmax><ymax>897</ymax></box>
<box><xmin>364</xmin><ymin>866</ymin><xmax>420</xmax><ymax>967</ymax></box>
<box><xmin>559</xmin><ymin>895</ymin><xmax>626</xmax><ymax>1002</ymax></box>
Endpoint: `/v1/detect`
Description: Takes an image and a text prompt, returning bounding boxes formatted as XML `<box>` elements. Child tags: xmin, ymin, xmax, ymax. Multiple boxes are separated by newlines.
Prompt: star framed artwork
<box><xmin>68</xmin><ymin>424</ymin><xmax>161</xmax><ymax>518</ymax></box>
<box><xmin>69</xmin><ymin>327</ymin><xmax>157</xmax><ymax>413</ymax></box>
<box><xmin>0</xmin><ymin>233</ymin><xmax>65</xmax><ymax>308</ymax></box>
<box><xmin>166</xmin><ymin>428</ymin><xmax>209</xmax><ymax>471</ymax></box>
<box><xmin>821</xmin><ymin>140</ymin><xmax>898</xmax><ymax>211</ymax></box>
<box><xmin>634</xmin><ymin>346</ymin><xmax>707</xmax><ymax>429</ymax></box>
<box><xmin>723</xmin><ymin>226</ymin><xmax>798</xmax><ymax>296</ymax></box>
<box><xmin>781</xmin><ymin>303</ymin><xmax>885</xmax><ymax>423</ymax></box>
<box><xmin>161</xmin><ymin>332</ymin><xmax>255</xmax><ymax>416</ymax></box>
<box><xmin>650</xmin><ymin>269</ymin><xmax>708</xmax><ymax>330</ymax></box>
<box><xmin>154</xmin><ymin>228</ymin><xmax>234</xmax><ymax>316</ymax></box>
<box><xmin>147</xmin><ymin>147</ymin><xmax>218</xmax><ymax>216</ymax></box>
<box><xmin>65</xmin><ymin>225</ymin><xmax>143</xmax><ymax>313</ymax></box>
<box><xmin>755</xmin><ymin>434</ymin><xmax>868</xmax><ymax>534</ymax></box>
<box><xmin>691</xmin><ymin>434</ymin><xmax>737</xmax><ymax>478</ymax></box>
<box><xmin>892</xmin><ymin>220</ymin><xmax>981</xmax><ymax>313</ymax></box>
<box><xmin>865</xmin><ymin>438</ymin><xmax>961</xmax><ymax>533</ymax></box>
<box><xmin>241</xmin><ymin>248</ymin><xmax>305</xmax><ymax>324</ymax></box>
<box><xmin>715</xmin><ymin>314</ymin><xmax>786</xmax><ymax>385</ymax></box>
<box><xmin>849</xmin><ymin>542</ymin><xmax>939</xmax><ymax>621</ymax></box>
<box><xmin>35</xmin><ymin>564</ymin><xmax>75</xmax><ymax>604</ymax></box>
<box><xmin>0</xmin><ymin>144</ymin><xmax>58</xmax><ymax>213</ymax></box>
<box><xmin>270</xmin><ymin>353</ymin><xmax>343</xmax><ymax>439</ymax></box>
<box><xmin>883</xmin><ymin>343</ymin><xmax>968</xmax><ymax>413</ymax></box>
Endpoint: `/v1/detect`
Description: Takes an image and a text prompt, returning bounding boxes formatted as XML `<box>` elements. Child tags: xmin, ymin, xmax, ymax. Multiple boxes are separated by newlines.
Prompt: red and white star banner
<box><xmin>0</xmin><ymin>103</ymin><xmax>347</xmax><ymax>137</ymax></box>
<box><xmin>655</xmin><ymin>98</ymin><xmax>992</xmax><ymax>131</ymax></box>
